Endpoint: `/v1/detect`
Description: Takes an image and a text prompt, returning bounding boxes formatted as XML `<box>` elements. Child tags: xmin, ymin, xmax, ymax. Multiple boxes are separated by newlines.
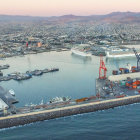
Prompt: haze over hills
<box><xmin>0</xmin><ymin>12</ymin><xmax>140</xmax><ymax>23</ymax></box>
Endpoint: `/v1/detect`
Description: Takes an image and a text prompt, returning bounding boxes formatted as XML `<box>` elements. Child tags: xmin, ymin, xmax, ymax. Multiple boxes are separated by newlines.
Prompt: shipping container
<box><xmin>116</xmin><ymin>94</ymin><xmax>126</xmax><ymax>98</ymax></box>
<box><xmin>75</xmin><ymin>97</ymin><xmax>88</xmax><ymax>103</ymax></box>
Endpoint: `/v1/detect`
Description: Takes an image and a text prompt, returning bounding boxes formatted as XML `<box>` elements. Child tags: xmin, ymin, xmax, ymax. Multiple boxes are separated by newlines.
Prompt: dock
<box><xmin>1</xmin><ymin>95</ymin><xmax>140</xmax><ymax>129</ymax></box>
<box><xmin>0</xmin><ymin>68</ymin><xmax>59</xmax><ymax>82</ymax></box>
<box><xmin>108</xmin><ymin>72</ymin><xmax>140</xmax><ymax>81</ymax></box>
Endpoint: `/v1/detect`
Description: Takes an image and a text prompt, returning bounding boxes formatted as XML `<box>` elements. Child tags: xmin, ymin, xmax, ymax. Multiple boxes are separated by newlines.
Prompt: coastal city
<box><xmin>0</xmin><ymin>0</ymin><xmax>140</xmax><ymax>138</ymax></box>
<box><xmin>0</xmin><ymin>13</ymin><xmax>140</xmax><ymax>129</ymax></box>
<box><xmin>0</xmin><ymin>17</ymin><xmax>140</xmax><ymax>58</ymax></box>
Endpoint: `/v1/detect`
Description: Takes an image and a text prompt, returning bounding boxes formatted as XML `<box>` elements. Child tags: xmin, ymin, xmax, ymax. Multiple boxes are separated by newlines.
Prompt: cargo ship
<box><xmin>71</xmin><ymin>48</ymin><xmax>92</xmax><ymax>57</ymax></box>
<box><xmin>105</xmin><ymin>48</ymin><xmax>139</xmax><ymax>58</ymax></box>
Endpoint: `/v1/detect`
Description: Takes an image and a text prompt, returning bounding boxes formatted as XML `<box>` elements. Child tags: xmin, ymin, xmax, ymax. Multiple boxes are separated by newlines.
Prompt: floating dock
<box><xmin>1</xmin><ymin>95</ymin><xmax>140</xmax><ymax>129</ymax></box>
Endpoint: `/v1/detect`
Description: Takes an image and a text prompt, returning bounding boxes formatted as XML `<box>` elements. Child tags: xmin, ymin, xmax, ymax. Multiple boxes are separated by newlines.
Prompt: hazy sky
<box><xmin>0</xmin><ymin>0</ymin><xmax>140</xmax><ymax>16</ymax></box>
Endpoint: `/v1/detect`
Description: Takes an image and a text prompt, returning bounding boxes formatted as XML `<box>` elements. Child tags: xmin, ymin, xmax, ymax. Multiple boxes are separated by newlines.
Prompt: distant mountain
<box><xmin>106</xmin><ymin>11</ymin><xmax>140</xmax><ymax>17</ymax></box>
<box><xmin>0</xmin><ymin>12</ymin><xmax>140</xmax><ymax>23</ymax></box>
<box><xmin>47</xmin><ymin>12</ymin><xmax>140</xmax><ymax>23</ymax></box>
<box><xmin>102</xmin><ymin>12</ymin><xmax>140</xmax><ymax>23</ymax></box>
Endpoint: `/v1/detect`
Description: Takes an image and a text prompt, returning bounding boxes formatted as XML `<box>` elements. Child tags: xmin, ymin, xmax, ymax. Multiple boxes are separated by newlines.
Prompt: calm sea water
<box><xmin>0</xmin><ymin>51</ymin><xmax>139</xmax><ymax>140</ymax></box>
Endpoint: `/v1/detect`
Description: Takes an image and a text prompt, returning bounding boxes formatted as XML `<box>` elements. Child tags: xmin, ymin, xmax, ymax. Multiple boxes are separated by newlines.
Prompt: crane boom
<box><xmin>133</xmin><ymin>48</ymin><xmax>140</xmax><ymax>70</ymax></box>
<box><xmin>99</xmin><ymin>55</ymin><xmax>107</xmax><ymax>79</ymax></box>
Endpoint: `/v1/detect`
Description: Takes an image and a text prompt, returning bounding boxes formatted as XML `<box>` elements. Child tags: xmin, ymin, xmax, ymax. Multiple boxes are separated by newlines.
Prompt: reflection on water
<box><xmin>0</xmin><ymin>51</ymin><xmax>137</xmax><ymax>107</ymax></box>
<box><xmin>0</xmin><ymin>51</ymin><xmax>96</xmax><ymax>107</ymax></box>
<box><xmin>0</xmin><ymin>52</ymin><xmax>140</xmax><ymax>140</ymax></box>
<box><xmin>105</xmin><ymin>56</ymin><xmax>137</xmax><ymax>74</ymax></box>
<box><xmin>106</xmin><ymin>57</ymin><xmax>136</xmax><ymax>65</ymax></box>
<box><xmin>106</xmin><ymin>56</ymin><xmax>136</xmax><ymax>62</ymax></box>
<box><xmin>27</xmin><ymin>56</ymin><xmax>31</xmax><ymax>69</ymax></box>
<box><xmin>71</xmin><ymin>53</ymin><xmax>92</xmax><ymax>63</ymax></box>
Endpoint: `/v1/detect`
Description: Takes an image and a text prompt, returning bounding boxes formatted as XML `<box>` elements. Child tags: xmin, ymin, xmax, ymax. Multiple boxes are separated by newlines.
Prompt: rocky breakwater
<box><xmin>1</xmin><ymin>95</ymin><xmax>140</xmax><ymax>129</ymax></box>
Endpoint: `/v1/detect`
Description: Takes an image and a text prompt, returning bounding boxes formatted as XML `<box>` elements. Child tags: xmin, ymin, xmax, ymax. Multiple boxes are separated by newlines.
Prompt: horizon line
<box><xmin>0</xmin><ymin>11</ymin><xmax>140</xmax><ymax>18</ymax></box>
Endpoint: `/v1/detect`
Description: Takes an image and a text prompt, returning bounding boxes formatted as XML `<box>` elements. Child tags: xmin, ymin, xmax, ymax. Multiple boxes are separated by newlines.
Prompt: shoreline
<box><xmin>0</xmin><ymin>48</ymin><xmax>70</xmax><ymax>60</ymax></box>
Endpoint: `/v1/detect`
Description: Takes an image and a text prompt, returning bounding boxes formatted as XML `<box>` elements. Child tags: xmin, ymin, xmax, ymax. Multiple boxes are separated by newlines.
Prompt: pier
<box><xmin>108</xmin><ymin>72</ymin><xmax>140</xmax><ymax>81</ymax></box>
<box><xmin>1</xmin><ymin>95</ymin><xmax>140</xmax><ymax>129</ymax></box>
<box><xmin>0</xmin><ymin>68</ymin><xmax>59</xmax><ymax>82</ymax></box>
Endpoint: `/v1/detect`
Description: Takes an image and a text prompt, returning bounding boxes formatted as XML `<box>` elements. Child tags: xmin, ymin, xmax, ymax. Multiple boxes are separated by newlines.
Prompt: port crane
<box><xmin>99</xmin><ymin>55</ymin><xmax>107</xmax><ymax>79</ymax></box>
<box><xmin>133</xmin><ymin>48</ymin><xmax>140</xmax><ymax>71</ymax></box>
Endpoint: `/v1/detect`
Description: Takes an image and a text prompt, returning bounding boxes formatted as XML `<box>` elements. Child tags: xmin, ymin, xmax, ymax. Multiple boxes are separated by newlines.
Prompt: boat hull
<box><xmin>71</xmin><ymin>49</ymin><xmax>91</xmax><ymax>57</ymax></box>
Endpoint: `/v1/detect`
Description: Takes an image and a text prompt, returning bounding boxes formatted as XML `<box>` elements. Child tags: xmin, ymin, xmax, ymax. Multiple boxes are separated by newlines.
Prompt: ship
<box><xmin>105</xmin><ymin>48</ymin><xmax>140</xmax><ymax>58</ymax></box>
<box><xmin>49</xmin><ymin>96</ymin><xmax>71</xmax><ymax>103</ymax></box>
<box><xmin>71</xmin><ymin>47</ymin><xmax>92</xmax><ymax>57</ymax></box>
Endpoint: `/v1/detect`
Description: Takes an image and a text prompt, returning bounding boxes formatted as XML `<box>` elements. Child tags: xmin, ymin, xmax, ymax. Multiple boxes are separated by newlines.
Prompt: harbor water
<box><xmin>0</xmin><ymin>51</ymin><xmax>139</xmax><ymax>140</ymax></box>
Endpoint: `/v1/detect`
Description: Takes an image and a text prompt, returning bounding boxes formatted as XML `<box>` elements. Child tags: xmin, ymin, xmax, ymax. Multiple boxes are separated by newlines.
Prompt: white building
<box><xmin>0</xmin><ymin>98</ymin><xmax>8</xmax><ymax>111</ymax></box>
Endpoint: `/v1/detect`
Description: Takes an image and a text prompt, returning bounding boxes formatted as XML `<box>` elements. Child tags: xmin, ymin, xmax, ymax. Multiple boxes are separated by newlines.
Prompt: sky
<box><xmin>0</xmin><ymin>0</ymin><xmax>140</xmax><ymax>17</ymax></box>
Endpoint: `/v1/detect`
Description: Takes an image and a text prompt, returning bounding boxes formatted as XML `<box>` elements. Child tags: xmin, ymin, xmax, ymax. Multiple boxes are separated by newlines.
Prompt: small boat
<box><xmin>42</xmin><ymin>68</ymin><xmax>49</xmax><ymax>73</ymax></box>
<box><xmin>0</xmin><ymin>64</ymin><xmax>10</xmax><ymax>70</ymax></box>
<box><xmin>13</xmin><ymin>73</ymin><xmax>32</xmax><ymax>81</ymax></box>
<box><xmin>40</xmin><ymin>99</ymin><xmax>44</xmax><ymax>105</ymax></box>
<box><xmin>1</xmin><ymin>76</ymin><xmax>12</xmax><ymax>81</ymax></box>
<box><xmin>9</xmin><ymin>89</ymin><xmax>15</xmax><ymax>96</ymax></box>
<box><xmin>32</xmin><ymin>70</ymin><xmax>43</xmax><ymax>76</ymax></box>
<box><xmin>49</xmin><ymin>68</ymin><xmax>59</xmax><ymax>72</ymax></box>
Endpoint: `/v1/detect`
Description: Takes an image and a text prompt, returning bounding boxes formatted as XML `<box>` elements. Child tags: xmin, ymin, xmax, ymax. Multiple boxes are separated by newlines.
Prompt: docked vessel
<box><xmin>105</xmin><ymin>48</ymin><xmax>140</xmax><ymax>58</ymax></box>
<box><xmin>49</xmin><ymin>96</ymin><xmax>71</xmax><ymax>103</ymax></box>
<box><xmin>0</xmin><ymin>64</ymin><xmax>10</xmax><ymax>70</ymax></box>
<box><xmin>71</xmin><ymin>48</ymin><xmax>92</xmax><ymax>57</ymax></box>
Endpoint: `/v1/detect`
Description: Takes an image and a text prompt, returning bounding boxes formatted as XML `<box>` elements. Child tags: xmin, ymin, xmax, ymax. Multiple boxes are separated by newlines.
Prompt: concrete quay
<box><xmin>108</xmin><ymin>72</ymin><xmax>140</xmax><ymax>81</ymax></box>
<box><xmin>1</xmin><ymin>95</ymin><xmax>140</xmax><ymax>129</ymax></box>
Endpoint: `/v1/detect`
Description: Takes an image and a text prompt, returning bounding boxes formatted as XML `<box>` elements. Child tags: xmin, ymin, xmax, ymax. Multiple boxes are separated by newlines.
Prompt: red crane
<box><xmin>26</xmin><ymin>42</ymin><xmax>28</xmax><ymax>47</ymax></box>
<box><xmin>99</xmin><ymin>55</ymin><xmax>107</xmax><ymax>79</ymax></box>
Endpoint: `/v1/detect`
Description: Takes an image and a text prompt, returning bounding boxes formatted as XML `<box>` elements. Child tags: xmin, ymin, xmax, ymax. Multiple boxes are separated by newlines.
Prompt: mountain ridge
<box><xmin>0</xmin><ymin>12</ymin><xmax>140</xmax><ymax>23</ymax></box>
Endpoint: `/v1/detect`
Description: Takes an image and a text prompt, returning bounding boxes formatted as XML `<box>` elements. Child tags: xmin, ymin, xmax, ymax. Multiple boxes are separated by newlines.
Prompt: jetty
<box><xmin>108</xmin><ymin>72</ymin><xmax>140</xmax><ymax>82</ymax></box>
<box><xmin>1</xmin><ymin>95</ymin><xmax>140</xmax><ymax>129</ymax></box>
<box><xmin>0</xmin><ymin>68</ymin><xmax>59</xmax><ymax>82</ymax></box>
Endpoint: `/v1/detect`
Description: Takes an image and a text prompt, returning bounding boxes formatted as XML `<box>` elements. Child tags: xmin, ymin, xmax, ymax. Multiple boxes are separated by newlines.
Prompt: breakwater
<box><xmin>1</xmin><ymin>95</ymin><xmax>140</xmax><ymax>129</ymax></box>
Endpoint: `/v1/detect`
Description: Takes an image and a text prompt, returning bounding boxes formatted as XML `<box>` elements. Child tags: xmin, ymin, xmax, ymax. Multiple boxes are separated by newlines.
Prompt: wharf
<box><xmin>1</xmin><ymin>95</ymin><xmax>140</xmax><ymax>129</ymax></box>
<box><xmin>96</xmin><ymin>78</ymin><xmax>140</xmax><ymax>98</ymax></box>
<box><xmin>108</xmin><ymin>72</ymin><xmax>140</xmax><ymax>82</ymax></box>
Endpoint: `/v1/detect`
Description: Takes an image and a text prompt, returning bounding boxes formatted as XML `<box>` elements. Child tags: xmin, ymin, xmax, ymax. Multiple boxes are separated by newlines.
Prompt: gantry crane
<box><xmin>133</xmin><ymin>48</ymin><xmax>140</xmax><ymax>71</ymax></box>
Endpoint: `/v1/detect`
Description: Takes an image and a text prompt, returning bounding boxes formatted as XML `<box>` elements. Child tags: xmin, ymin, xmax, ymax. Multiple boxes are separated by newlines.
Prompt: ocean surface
<box><xmin>0</xmin><ymin>51</ymin><xmax>139</xmax><ymax>140</ymax></box>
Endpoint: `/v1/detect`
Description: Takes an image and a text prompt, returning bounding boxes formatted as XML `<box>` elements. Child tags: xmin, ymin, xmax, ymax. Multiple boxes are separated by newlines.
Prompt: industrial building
<box><xmin>0</xmin><ymin>86</ymin><xmax>18</xmax><ymax>115</ymax></box>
